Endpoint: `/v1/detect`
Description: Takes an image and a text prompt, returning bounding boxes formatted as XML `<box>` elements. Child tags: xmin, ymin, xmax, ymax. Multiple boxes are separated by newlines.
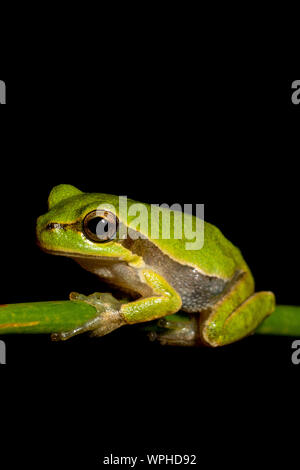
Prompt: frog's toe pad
<box><xmin>51</xmin><ymin>330</ymin><xmax>78</xmax><ymax>341</ymax></box>
<box><xmin>69</xmin><ymin>291</ymin><xmax>84</xmax><ymax>301</ymax></box>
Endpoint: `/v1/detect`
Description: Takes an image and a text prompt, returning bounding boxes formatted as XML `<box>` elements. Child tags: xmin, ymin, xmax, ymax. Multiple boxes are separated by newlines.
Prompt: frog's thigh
<box><xmin>203</xmin><ymin>291</ymin><xmax>275</xmax><ymax>347</ymax></box>
<box><xmin>121</xmin><ymin>270</ymin><xmax>182</xmax><ymax>324</ymax></box>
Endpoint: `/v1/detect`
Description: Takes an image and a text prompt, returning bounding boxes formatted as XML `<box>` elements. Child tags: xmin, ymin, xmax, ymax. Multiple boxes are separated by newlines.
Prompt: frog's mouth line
<box><xmin>37</xmin><ymin>243</ymin><xmax>123</xmax><ymax>262</ymax></box>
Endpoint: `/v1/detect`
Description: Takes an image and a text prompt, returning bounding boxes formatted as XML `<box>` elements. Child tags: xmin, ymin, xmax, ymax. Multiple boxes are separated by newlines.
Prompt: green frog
<box><xmin>36</xmin><ymin>184</ymin><xmax>275</xmax><ymax>346</ymax></box>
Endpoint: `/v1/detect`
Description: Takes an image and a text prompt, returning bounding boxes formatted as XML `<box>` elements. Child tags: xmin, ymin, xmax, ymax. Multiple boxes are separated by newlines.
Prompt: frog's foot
<box><xmin>51</xmin><ymin>292</ymin><xmax>126</xmax><ymax>341</ymax></box>
<box><xmin>149</xmin><ymin>317</ymin><xmax>198</xmax><ymax>347</ymax></box>
<box><xmin>202</xmin><ymin>291</ymin><xmax>275</xmax><ymax>347</ymax></box>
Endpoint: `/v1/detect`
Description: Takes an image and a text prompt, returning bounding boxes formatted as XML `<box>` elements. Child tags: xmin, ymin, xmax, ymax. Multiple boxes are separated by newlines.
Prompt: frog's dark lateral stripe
<box><xmin>46</xmin><ymin>222</ymin><xmax>82</xmax><ymax>231</ymax></box>
<box><xmin>121</xmin><ymin>231</ymin><xmax>228</xmax><ymax>313</ymax></box>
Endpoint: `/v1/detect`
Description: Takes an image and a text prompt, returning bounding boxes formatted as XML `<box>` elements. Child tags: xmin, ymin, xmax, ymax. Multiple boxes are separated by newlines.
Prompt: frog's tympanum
<box><xmin>36</xmin><ymin>185</ymin><xmax>275</xmax><ymax>347</ymax></box>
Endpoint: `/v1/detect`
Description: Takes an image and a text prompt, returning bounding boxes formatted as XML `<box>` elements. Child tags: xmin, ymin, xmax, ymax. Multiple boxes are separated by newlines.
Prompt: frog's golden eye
<box><xmin>83</xmin><ymin>210</ymin><xmax>118</xmax><ymax>243</ymax></box>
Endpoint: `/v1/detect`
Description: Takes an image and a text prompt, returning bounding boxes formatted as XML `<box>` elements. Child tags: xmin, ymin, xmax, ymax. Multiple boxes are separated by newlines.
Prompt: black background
<box><xmin>0</xmin><ymin>73</ymin><xmax>299</xmax><ymax>466</ymax></box>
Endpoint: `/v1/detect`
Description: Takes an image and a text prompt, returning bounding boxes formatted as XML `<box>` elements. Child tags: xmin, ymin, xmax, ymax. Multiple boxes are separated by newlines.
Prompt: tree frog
<box><xmin>36</xmin><ymin>184</ymin><xmax>275</xmax><ymax>347</ymax></box>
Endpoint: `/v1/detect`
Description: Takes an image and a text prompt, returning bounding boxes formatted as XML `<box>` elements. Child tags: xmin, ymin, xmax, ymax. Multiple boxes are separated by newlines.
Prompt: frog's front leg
<box><xmin>51</xmin><ymin>270</ymin><xmax>182</xmax><ymax>341</ymax></box>
<box><xmin>202</xmin><ymin>272</ymin><xmax>275</xmax><ymax>347</ymax></box>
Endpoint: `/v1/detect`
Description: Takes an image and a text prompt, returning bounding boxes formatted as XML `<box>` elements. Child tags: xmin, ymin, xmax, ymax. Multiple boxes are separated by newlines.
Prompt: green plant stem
<box><xmin>255</xmin><ymin>305</ymin><xmax>300</xmax><ymax>336</ymax></box>
<box><xmin>0</xmin><ymin>302</ymin><xmax>300</xmax><ymax>337</ymax></box>
<box><xmin>0</xmin><ymin>301</ymin><xmax>97</xmax><ymax>334</ymax></box>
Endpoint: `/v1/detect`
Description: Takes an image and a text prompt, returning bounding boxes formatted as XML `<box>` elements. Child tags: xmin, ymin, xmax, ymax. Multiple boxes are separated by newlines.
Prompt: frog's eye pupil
<box><xmin>83</xmin><ymin>210</ymin><xmax>118</xmax><ymax>243</ymax></box>
<box><xmin>87</xmin><ymin>217</ymin><xmax>107</xmax><ymax>235</ymax></box>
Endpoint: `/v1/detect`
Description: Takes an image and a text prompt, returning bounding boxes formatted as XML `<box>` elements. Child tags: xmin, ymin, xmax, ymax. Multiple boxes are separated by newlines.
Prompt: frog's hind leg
<box><xmin>148</xmin><ymin>315</ymin><xmax>198</xmax><ymax>346</ymax></box>
<box><xmin>200</xmin><ymin>270</ymin><xmax>275</xmax><ymax>347</ymax></box>
<box><xmin>202</xmin><ymin>291</ymin><xmax>275</xmax><ymax>347</ymax></box>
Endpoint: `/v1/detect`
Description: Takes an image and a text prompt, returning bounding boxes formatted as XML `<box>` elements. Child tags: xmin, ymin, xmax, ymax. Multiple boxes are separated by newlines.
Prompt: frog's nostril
<box><xmin>46</xmin><ymin>223</ymin><xmax>61</xmax><ymax>230</ymax></box>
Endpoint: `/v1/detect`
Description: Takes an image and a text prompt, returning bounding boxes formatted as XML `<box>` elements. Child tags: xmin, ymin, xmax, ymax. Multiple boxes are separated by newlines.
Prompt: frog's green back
<box><xmin>100</xmin><ymin>194</ymin><xmax>247</xmax><ymax>280</ymax></box>
<box><xmin>148</xmin><ymin>219</ymin><xmax>246</xmax><ymax>280</ymax></box>
<box><xmin>45</xmin><ymin>186</ymin><xmax>248</xmax><ymax>280</ymax></box>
